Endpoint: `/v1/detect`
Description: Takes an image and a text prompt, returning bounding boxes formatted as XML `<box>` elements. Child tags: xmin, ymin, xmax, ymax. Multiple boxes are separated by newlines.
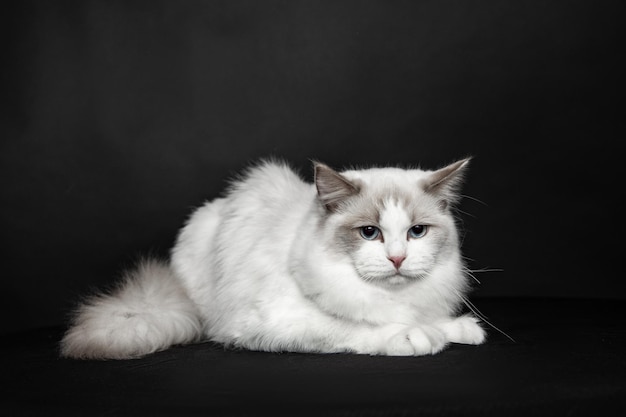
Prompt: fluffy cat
<box><xmin>60</xmin><ymin>159</ymin><xmax>485</xmax><ymax>359</ymax></box>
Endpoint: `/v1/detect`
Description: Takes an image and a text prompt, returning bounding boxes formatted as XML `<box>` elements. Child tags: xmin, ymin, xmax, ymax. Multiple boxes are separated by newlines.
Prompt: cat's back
<box><xmin>231</xmin><ymin>159</ymin><xmax>308</xmax><ymax>196</ymax></box>
<box><xmin>172</xmin><ymin>160</ymin><xmax>314</xmax><ymax>301</ymax></box>
<box><xmin>210</xmin><ymin>161</ymin><xmax>316</xmax><ymax>298</ymax></box>
<box><xmin>218</xmin><ymin>160</ymin><xmax>316</xmax><ymax>242</ymax></box>
<box><xmin>227</xmin><ymin>160</ymin><xmax>311</xmax><ymax>212</ymax></box>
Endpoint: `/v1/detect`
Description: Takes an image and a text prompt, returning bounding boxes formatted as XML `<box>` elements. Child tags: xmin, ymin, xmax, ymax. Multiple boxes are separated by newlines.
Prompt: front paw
<box><xmin>437</xmin><ymin>315</ymin><xmax>486</xmax><ymax>345</ymax></box>
<box><xmin>383</xmin><ymin>324</ymin><xmax>447</xmax><ymax>356</ymax></box>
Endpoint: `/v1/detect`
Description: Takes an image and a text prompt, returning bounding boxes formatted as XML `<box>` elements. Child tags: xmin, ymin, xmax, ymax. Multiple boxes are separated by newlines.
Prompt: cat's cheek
<box><xmin>404</xmin><ymin>241</ymin><xmax>437</xmax><ymax>273</ymax></box>
<box><xmin>431</xmin><ymin>225</ymin><xmax>455</xmax><ymax>254</ymax></box>
<box><xmin>352</xmin><ymin>244</ymin><xmax>387</xmax><ymax>272</ymax></box>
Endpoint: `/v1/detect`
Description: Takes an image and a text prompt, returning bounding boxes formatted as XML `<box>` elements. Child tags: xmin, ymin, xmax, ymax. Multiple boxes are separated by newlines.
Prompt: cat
<box><xmin>60</xmin><ymin>158</ymin><xmax>486</xmax><ymax>360</ymax></box>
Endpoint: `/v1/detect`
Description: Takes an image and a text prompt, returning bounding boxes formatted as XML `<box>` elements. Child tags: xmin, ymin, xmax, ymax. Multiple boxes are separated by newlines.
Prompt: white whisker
<box><xmin>457</xmin><ymin>292</ymin><xmax>515</xmax><ymax>343</ymax></box>
<box><xmin>468</xmin><ymin>267</ymin><xmax>504</xmax><ymax>273</ymax></box>
<box><xmin>460</xmin><ymin>194</ymin><xmax>488</xmax><ymax>206</ymax></box>
<box><xmin>462</xmin><ymin>265</ymin><xmax>504</xmax><ymax>284</ymax></box>
<box><xmin>462</xmin><ymin>267</ymin><xmax>481</xmax><ymax>284</ymax></box>
<box><xmin>455</xmin><ymin>208</ymin><xmax>476</xmax><ymax>218</ymax></box>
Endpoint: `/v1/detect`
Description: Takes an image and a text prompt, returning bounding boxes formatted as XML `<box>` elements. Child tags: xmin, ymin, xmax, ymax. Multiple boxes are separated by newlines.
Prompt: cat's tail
<box><xmin>60</xmin><ymin>259</ymin><xmax>202</xmax><ymax>360</ymax></box>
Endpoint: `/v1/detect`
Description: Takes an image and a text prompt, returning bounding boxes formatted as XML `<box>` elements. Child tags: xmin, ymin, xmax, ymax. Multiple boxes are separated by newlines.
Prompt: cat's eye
<box><xmin>408</xmin><ymin>225</ymin><xmax>428</xmax><ymax>239</ymax></box>
<box><xmin>359</xmin><ymin>226</ymin><xmax>380</xmax><ymax>240</ymax></box>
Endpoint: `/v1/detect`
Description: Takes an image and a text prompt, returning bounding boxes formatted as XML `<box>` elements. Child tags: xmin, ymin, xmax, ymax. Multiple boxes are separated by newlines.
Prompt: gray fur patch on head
<box><xmin>332</xmin><ymin>192</ymin><xmax>383</xmax><ymax>253</ymax></box>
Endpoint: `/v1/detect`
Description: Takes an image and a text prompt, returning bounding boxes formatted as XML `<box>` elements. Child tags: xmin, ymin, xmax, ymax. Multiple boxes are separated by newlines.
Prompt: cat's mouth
<box><xmin>386</xmin><ymin>274</ymin><xmax>411</xmax><ymax>286</ymax></box>
<box><xmin>369</xmin><ymin>271</ymin><xmax>425</xmax><ymax>286</ymax></box>
<box><xmin>357</xmin><ymin>265</ymin><xmax>428</xmax><ymax>286</ymax></box>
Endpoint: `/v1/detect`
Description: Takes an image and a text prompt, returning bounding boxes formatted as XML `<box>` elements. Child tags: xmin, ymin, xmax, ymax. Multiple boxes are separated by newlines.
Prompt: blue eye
<box><xmin>408</xmin><ymin>225</ymin><xmax>428</xmax><ymax>239</ymax></box>
<box><xmin>359</xmin><ymin>226</ymin><xmax>380</xmax><ymax>240</ymax></box>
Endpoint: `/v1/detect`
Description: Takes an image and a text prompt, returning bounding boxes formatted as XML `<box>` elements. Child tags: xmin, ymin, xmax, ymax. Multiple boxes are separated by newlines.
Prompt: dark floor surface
<box><xmin>2</xmin><ymin>298</ymin><xmax>625</xmax><ymax>416</ymax></box>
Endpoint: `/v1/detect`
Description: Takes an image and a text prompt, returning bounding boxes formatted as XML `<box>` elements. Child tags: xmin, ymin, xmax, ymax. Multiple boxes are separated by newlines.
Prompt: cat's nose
<box><xmin>388</xmin><ymin>256</ymin><xmax>406</xmax><ymax>269</ymax></box>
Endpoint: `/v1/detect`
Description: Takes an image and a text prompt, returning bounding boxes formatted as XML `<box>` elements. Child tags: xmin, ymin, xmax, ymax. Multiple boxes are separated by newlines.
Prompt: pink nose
<box><xmin>388</xmin><ymin>256</ymin><xmax>406</xmax><ymax>269</ymax></box>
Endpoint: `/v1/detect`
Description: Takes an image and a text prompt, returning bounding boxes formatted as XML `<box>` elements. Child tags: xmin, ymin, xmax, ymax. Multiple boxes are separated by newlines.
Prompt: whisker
<box><xmin>467</xmin><ymin>268</ymin><xmax>504</xmax><ymax>273</ymax></box>
<box><xmin>457</xmin><ymin>293</ymin><xmax>516</xmax><ymax>343</ymax></box>
<box><xmin>462</xmin><ymin>267</ymin><xmax>481</xmax><ymax>284</ymax></box>
<box><xmin>455</xmin><ymin>208</ymin><xmax>476</xmax><ymax>218</ymax></box>
<box><xmin>460</xmin><ymin>194</ymin><xmax>488</xmax><ymax>206</ymax></box>
<box><xmin>462</xmin><ymin>265</ymin><xmax>504</xmax><ymax>285</ymax></box>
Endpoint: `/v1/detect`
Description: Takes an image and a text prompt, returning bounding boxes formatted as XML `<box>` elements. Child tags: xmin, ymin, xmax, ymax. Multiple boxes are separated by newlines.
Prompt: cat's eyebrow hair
<box><xmin>386</xmin><ymin>204</ymin><xmax>436</xmax><ymax>226</ymax></box>
<box><xmin>344</xmin><ymin>207</ymin><xmax>381</xmax><ymax>226</ymax></box>
<box><xmin>338</xmin><ymin>193</ymin><xmax>384</xmax><ymax>225</ymax></box>
<box><xmin>349</xmin><ymin>216</ymin><xmax>379</xmax><ymax>226</ymax></box>
<box><xmin>411</xmin><ymin>216</ymin><xmax>437</xmax><ymax>226</ymax></box>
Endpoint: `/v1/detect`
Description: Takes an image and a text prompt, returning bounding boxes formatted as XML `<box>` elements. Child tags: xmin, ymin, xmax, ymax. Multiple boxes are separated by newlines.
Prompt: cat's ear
<box><xmin>422</xmin><ymin>158</ymin><xmax>471</xmax><ymax>209</ymax></box>
<box><xmin>314</xmin><ymin>162</ymin><xmax>360</xmax><ymax>212</ymax></box>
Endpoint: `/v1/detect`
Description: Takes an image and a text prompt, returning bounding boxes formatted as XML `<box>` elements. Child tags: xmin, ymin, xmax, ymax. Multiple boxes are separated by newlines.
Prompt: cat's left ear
<box><xmin>314</xmin><ymin>162</ymin><xmax>360</xmax><ymax>212</ymax></box>
<box><xmin>422</xmin><ymin>158</ymin><xmax>471</xmax><ymax>209</ymax></box>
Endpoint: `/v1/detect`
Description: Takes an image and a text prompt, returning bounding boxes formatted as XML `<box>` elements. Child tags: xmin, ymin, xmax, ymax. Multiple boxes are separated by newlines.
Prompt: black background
<box><xmin>2</xmin><ymin>0</ymin><xmax>623</xmax><ymax>333</ymax></box>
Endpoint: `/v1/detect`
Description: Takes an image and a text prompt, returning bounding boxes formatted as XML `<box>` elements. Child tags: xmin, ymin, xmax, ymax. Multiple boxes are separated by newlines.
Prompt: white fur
<box><xmin>60</xmin><ymin>160</ymin><xmax>485</xmax><ymax>359</ymax></box>
<box><xmin>60</xmin><ymin>260</ymin><xmax>202</xmax><ymax>359</ymax></box>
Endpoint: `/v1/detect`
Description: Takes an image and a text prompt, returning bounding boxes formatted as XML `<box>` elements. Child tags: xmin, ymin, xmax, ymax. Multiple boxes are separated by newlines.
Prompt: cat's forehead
<box><xmin>341</xmin><ymin>167</ymin><xmax>431</xmax><ymax>198</ymax></box>
<box><xmin>338</xmin><ymin>167</ymin><xmax>441</xmax><ymax>224</ymax></box>
<box><xmin>341</xmin><ymin>166</ymin><xmax>429</xmax><ymax>183</ymax></box>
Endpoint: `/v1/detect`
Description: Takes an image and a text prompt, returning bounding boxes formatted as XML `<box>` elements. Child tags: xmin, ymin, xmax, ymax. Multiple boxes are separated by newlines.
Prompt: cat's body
<box><xmin>61</xmin><ymin>159</ymin><xmax>485</xmax><ymax>360</ymax></box>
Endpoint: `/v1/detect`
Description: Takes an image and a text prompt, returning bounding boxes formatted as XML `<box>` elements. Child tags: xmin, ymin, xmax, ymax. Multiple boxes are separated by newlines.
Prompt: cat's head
<box><xmin>314</xmin><ymin>159</ymin><xmax>469</xmax><ymax>287</ymax></box>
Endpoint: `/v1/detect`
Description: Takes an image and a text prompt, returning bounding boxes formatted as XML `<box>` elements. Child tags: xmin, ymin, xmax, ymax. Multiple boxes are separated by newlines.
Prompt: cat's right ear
<box><xmin>314</xmin><ymin>162</ymin><xmax>359</xmax><ymax>212</ymax></box>
<box><xmin>421</xmin><ymin>158</ymin><xmax>471</xmax><ymax>210</ymax></box>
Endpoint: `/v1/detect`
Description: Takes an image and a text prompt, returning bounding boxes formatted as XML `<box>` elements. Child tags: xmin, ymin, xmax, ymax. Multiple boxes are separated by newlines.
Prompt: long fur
<box><xmin>61</xmin><ymin>260</ymin><xmax>201</xmax><ymax>359</ymax></box>
<box><xmin>61</xmin><ymin>159</ymin><xmax>485</xmax><ymax>359</ymax></box>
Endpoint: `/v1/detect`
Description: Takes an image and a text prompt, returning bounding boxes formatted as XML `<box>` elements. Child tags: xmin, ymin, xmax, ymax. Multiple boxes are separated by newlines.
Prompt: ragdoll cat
<box><xmin>60</xmin><ymin>158</ymin><xmax>485</xmax><ymax>359</ymax></box>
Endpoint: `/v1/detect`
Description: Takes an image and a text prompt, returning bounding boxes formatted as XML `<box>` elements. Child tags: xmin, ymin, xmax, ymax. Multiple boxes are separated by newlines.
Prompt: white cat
<box><xmin>60</xmin><ymin>159</ymin><xmax>485</xmax><ymax>359</ymax></box>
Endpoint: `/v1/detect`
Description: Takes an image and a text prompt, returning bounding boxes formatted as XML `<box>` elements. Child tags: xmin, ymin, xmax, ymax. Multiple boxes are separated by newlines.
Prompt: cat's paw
<box><xmin>436</xmin><ymin>315</ymin><xmax>486</xmax><ymax>345</ymax></box>
<box><xmin>383</xmin><ymin>324</ymin><xmax>447</xmax><ymax>356</ymax></box>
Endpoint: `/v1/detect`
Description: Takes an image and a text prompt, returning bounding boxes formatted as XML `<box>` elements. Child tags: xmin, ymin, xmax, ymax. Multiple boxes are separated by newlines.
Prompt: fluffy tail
<box><xmin>60</xmin><ymin>259</ymin><xmax>202</xmax><ymax>360</ymax></box>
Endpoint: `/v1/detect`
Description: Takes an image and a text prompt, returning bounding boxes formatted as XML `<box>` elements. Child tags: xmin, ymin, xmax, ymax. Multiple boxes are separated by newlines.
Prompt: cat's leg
<box><xmin>433</xmin><ymin>315</ymin><xmax>486</xmax><ymax>345</ymax></box>
<box><xmin>355</xmin><ymin>322</ymin><xmax>449</xmax><ymax>356</ymax></box>
<box><xmin>229</xmin><ymin>299</ymin><xmax>449</xmax><ymax>356</ymax></box>
<box><xmin>60</xmin><ymin>260</ymin><xmax>203</xmax><ymax>360</ymax></box>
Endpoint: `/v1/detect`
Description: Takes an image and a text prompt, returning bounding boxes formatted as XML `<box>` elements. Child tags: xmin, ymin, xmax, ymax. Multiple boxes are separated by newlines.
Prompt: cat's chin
<box><xmin>386</xmin><ymin>275</ymin><xmax>411</xmax><ymax>286</ymax></box>
<box><xmin>368</xmin><ymin>273</ymin><xmax>424</xmax><ymax>287</ymax></box>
